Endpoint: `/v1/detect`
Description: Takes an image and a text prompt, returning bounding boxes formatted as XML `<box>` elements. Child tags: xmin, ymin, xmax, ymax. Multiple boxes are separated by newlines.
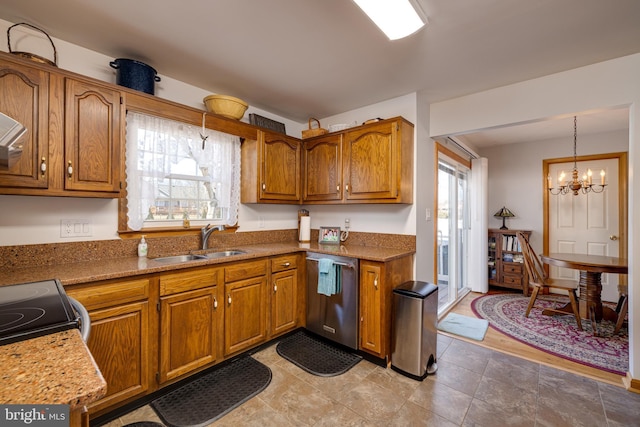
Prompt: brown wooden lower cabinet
<box><xmin>360</xmin><ymin>261</ymin><xmax>383</xmax><ymax>355</ymax></box>
<box><xmin>158</xmin><ymin>267</ymin><xmax>223</xmax><ymax>383</ymax></box>
<box><xmin>224</xmin><ymin>260</ymin><xmax>269</xmax><ymax>356</ymax></box>
<box><xmin>66</xmin><ymin>278</ymin><xmax>155</xmax><ymax>416</ymax></box>
<box><xmin>270</xmin><ymin>254</ymin><xmax>301</xmax><ymax>337</ymax></box>
<box><xmin>70</xmin><ymin>251</ymin><xmax>411</xmax><ymax>420</ymax></box>
<box><xmin>359</xmin><ymin>255</ymin><xmax>413</xmax><ymax>362</ymax></box>
<box><xmin>159</xmin><ymin>286</ymin><xmax>219</xmax><ymax>382</ymax></box>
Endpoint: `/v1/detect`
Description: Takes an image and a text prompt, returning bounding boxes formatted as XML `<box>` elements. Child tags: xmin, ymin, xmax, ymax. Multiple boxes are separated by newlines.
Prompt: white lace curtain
<box><xmin>125</xmin><ymin>111</ymin><xmax>241</xmax><ymax>231</ymax></box>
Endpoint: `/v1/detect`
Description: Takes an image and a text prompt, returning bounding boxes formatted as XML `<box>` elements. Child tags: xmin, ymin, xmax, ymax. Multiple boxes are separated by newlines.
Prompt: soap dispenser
<box><xmin>138</xmin><ymin>235</ymin><xmax>148</xmax><ymax>257</ymax></box>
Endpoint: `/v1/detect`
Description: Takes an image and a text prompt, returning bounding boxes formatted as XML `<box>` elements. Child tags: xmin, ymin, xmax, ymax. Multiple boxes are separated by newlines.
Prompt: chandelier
<box><xmin>548</xmin><ymin>116</ymin><xmax>606</xmax><ymax>195</ymax></box>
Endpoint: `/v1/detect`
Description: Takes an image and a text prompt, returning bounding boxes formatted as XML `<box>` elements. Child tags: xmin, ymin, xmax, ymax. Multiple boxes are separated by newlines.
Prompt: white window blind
<box><xmin>125</xmin><ymin>112</ymin><xmax>241</xmax><ymax>231</ymax></box>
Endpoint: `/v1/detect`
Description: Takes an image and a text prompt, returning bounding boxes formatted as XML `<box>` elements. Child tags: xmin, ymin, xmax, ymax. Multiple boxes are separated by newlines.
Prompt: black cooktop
<box><xmin>0</xmin><ymin>279</ymin><xmax>79</xmax><ymax>345</ymax></box>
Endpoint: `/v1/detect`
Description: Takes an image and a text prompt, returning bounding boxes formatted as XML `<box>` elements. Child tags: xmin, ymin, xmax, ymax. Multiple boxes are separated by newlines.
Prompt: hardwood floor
<box><xmin>444</xmin><ymin>290</ymin><xmax>626</xmax><ymax>388</ymax></box>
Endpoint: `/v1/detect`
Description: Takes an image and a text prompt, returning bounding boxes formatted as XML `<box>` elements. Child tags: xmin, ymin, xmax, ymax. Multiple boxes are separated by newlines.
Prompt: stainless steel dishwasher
<box><xmin>306</xmin><ymin>253</ymin><xmax>359</xmax><ymax>349</ymax></box>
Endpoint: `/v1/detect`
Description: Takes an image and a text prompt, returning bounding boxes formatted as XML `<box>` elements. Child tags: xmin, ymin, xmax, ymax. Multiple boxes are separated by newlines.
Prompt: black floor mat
<box><xmin>123</xmin><ymin>423</ymin><xmax>164</xmax><ymax>427</ymax></box>
<box><xmin>151</xmin><ymin>356</ymin><xmax>271</xmax><ymax>427</ymax></box>
<box><xmin>276</xmin><ymin>330</ymin><xmax>362</xmax><ymax>377</ymax></box>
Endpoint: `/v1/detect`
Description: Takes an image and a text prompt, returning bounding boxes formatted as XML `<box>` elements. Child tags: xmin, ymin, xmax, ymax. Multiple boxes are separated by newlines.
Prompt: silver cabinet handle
<box><xmin>40</xmin><ymin>157</ymin><xmax>47</xmax><ymax>175</ymax></box>
<box><xmin>67</xmin><ymin>160</ymin><xmax>73</xmax><ymax>178</ymax></box>
<box><xmin>274</xmin><ymin>285</ymin><xmax>277</xmax><ymax>292</ymax></box>
<box><xmin>213</xmin><ymin>297</ymin><xmax>218</xmax><ymax>309</ymax></box>
<box><xmin>262</xmin><ymin>183</ymin><xmax>266</xmax><ymax>191</ymax></box>
<box><xmin>227</xmin><ymin>294</ymin><xmax>232</xmax><ymax>305</ymax></box>
<box><xmin>282</xmin><ymin>262</ymin><xmax>291</xmax><ymax>268</ymax></box>
<box><xmin>374</xmin><ymin>274</ymin><xmax>378</xmax><ymax>289</ymax></box>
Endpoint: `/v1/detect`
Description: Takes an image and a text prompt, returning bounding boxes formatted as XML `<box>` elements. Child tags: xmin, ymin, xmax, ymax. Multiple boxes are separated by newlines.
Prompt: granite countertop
<box><xmin>0</xmin><ymin>329</ymin><xmax>107</xmax><ymax>407</ymax></box>
<box><xmin>0</xmin><ymin>242</ymin><xmax>415</xmax><ymax>287</ymax></box>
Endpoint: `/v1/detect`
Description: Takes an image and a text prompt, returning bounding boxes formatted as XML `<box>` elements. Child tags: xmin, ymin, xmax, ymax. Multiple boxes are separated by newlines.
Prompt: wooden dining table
<box><xmin>541</xmin><ymin>253</ymin><xmax>628</xmax><ymax>329</ymax></box>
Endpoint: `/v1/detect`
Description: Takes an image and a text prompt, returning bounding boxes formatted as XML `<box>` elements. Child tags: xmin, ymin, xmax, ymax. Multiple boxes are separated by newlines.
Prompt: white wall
<box><xmin>429</xmin><ymin>53</ymin><xmax>640</xmax><ymax>385</ymax></box>
<box><xmin>480</xmin><ymin>129</ymin><xmax>629</xmax><ymax>251</ymax></box>
<box><xmin>0</xmin><ymin>19</ymin><xmax>417</xmax><ymax>245</ymax></box>
<box><xmin>415</xmin><ymin>93</ymin><xmax>434</xmax><ymax>282</ymax></box>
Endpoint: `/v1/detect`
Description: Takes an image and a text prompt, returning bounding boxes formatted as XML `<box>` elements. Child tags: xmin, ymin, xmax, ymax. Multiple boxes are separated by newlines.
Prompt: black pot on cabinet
<box><xmin>109</xmin><ymin>58</ymin><xmax>161</xmax><ymax>95</ymax></box>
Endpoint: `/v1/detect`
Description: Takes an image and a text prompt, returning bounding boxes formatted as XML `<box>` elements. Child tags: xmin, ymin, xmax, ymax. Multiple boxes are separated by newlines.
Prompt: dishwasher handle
<box><xmin>306</xmin><ymin>257</ymin><xmax>356</xmax><ymax>270</ymax></box>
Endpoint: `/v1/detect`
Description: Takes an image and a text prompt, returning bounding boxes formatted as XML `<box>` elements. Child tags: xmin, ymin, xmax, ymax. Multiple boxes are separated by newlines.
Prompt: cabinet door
<box><xmin>0</xmin><ymin>59</ymin><xmax>49</xmax><ymax>189</ymax></box>
<box><xmin>224</xmin><ymin>276</ymin><xmax>267</xmax><ymax>355</ymax></box>
<box><xmin>160</xmin><ymin>286</ymin><xmax>218</xmax><ymax>383</ymax></box>
<box><xmin>344</xmin><ymin>121</ymin><xmax>398</xmax><ymax>201</ymax></box>
<box><xmin>66</xmin><ymin>278</ymin><xmax>152</xmax><ymax>414</ymax></box>
<box><xmin>64</xmin><ymin>78</ymin><xmax>122</xmax><ymax>193</ymax></box>
<box><xmin>259</xmin><ymin>131</ymin><xmax>301</xmax><ymax>202</ymax></box>
<box><xmin>271</xmin><ymin>268</ymin><xmax>298</xmax><ymax>336</ymax></box>
<box><xmin>359</xmin><ymin>261</ymin><xmax>383</xmax><ymax>356</ymax></box>
<box><xmin>302</xmin><ymin>134</ymin><xmax>343</xmax><ymax>202</ymax></box>
<box><xmin>85</xmin><ymin>301</ymin><xmax>151</xmax><ymax>413</ymax></box>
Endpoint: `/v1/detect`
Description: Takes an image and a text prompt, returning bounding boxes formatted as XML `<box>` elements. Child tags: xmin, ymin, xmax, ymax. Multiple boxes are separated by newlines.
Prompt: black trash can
<box><xmin>391</xmin><ymin>281</ymin><xmax>438</xmax><ymax>380</ymax></box>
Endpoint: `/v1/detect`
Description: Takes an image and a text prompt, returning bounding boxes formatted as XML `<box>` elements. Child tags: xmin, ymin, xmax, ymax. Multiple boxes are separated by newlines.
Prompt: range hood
<box><xmin>0</xmin><ymin>112</ymin><xmax>26</xmax><ymax>170</ymax></box>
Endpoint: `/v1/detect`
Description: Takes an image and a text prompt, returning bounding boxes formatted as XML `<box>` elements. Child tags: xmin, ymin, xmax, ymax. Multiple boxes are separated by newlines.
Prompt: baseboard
<box><xmin>623</xmin><ymin>372</ymin><xmax>640</xmax><ymax>393</ymax></box>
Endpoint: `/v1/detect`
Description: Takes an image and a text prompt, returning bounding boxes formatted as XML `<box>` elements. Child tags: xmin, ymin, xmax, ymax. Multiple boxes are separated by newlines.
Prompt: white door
<box><xmin>548</xmin><ymin>158</ymin><xmax>619</xmax><ymax>301</ymax></box>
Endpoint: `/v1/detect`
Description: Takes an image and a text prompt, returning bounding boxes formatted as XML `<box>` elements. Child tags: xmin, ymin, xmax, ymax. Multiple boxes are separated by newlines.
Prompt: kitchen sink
<box><xmin>203</xmin><ymin>250</ymin><xmax>247</xmax><ymax>259</ymax></box>
<box><xmin>151</xmin><ymin>254</ymin><xmax>208</xmax><ymax>264</ymax></box>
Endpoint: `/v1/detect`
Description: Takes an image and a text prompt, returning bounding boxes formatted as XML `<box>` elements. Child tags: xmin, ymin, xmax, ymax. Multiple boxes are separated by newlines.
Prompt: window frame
<box><xmin>117</xmin><ymin>97</ymin><xmax>257</xmax><ymax>237</ymax></box>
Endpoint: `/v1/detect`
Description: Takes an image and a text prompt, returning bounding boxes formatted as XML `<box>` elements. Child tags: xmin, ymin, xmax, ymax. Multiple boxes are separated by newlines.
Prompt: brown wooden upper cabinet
<box><xmin>0</xmin><ymin>53</ymin><xmax>123</xmax><ymax>197</ymax></box>
<box><xmin>241</xmin><ymin>130</ymin><xmax>301</xmax><ymax>203</ymax></box>
<box><xmin>64</xmin><ymin>78</ymin><xmax>122</xmax><ymax>194</ymax></box>
<box><xmin>1</xmin><ymin>52</ymin><xmax>413</xmax><ymax>204</ymax></box>
<box><xmin>0</xmin><ymin>57</ymin><xmax>50</xmax><ymax>190</ymax></box>
<box><xmin>302</xmin><ymin>117</ymin><xmax>413</xmax><ymax>204</ymax></box>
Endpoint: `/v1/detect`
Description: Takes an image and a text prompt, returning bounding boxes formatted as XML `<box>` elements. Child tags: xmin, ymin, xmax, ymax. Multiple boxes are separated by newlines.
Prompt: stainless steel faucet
<box><xmin>201</xmin><ymin>224</ymin><xmax>225</xmax><ymax>249</ymax></box>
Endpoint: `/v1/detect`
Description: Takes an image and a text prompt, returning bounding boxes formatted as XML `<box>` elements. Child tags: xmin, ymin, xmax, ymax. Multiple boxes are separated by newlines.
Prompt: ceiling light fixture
<box><xmin>548</xmin><ymin>116</ymin><xmax>606</xmax><ymax>196</ymax></box>
<box><xmin>352</xmin><ymin>0</ymin><xmax>427</xmax><ymax>40</ymax></box>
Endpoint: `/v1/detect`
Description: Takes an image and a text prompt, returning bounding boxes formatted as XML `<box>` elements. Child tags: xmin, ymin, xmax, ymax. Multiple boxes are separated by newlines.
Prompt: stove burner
<box><xmin>0</xmin><ymin>279</ymin><xmax>79</xmax><ymax>345</ymax></box>
<box><xmin>0</xmin><ymin>308</ymin><xmax>46</xmax><ymax>333</ymax></box>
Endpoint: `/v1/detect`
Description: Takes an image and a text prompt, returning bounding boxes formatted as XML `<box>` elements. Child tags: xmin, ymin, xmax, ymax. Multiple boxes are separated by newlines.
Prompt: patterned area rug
<box><xmin>472</xmin><ymin>293</ymin><xmax>628</xmax><ymax>375</ymax></box>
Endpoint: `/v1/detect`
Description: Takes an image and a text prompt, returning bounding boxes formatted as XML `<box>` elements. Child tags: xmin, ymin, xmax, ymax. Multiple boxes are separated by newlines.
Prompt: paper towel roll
<box><xmin>299</xmin><ymin>216</ymin><xmax>311</xmax><ymax>243</ymax></box>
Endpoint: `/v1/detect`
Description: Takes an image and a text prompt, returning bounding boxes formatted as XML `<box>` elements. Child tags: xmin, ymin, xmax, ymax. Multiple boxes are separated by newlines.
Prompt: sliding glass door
<box><xmin>437</xmin><ymin>154</ymin><xmax>470</xmax><ymax>312</ymax></box>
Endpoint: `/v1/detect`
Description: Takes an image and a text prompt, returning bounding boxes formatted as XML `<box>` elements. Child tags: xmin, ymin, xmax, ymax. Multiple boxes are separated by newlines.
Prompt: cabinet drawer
<box><xmin>502</xmin><ymin>274</ymin><xmax>524</xmax><ymax>286</ymax></box>
<box><xmin>271</xmin><ymin>254</ymin><xmax>299</xmax><ymax>273</ymax></box>
<box><xmin>160</xmin><ymin>267</ymin><xmax>222</xmax><ymax>296</ymax></box>
<box><xmin>67</xmin><ymin>278</ymin><xmax>150</xmax><ymax>310</ymax></box>
<box><xmin>225</xmin><ymin>259</ymin><xmax>268</xmax><ymax>282</ymax></box>
<box><xmin>502</xmin><ymin>263</ymin><xmax>523</xmax><ymax>275</ymax></box>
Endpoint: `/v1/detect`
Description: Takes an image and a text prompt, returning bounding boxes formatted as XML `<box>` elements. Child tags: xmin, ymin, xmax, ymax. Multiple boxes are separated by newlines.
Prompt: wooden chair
<box><xmin>516</xmin><ymin>232</ymin><xmax>582</xmax><ymax>331</ymax></box>
<box><xmin>614</xmin><ymin>284</ymin><xmax>628</xmax><ymax>334</ymax></box>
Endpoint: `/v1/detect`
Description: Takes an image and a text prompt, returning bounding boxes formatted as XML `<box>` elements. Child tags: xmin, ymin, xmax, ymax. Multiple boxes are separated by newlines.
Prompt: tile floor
<box><xmin>100</xmin><ymin>334</ymin><xmax>640</xmax><ymax>427</ymax></box>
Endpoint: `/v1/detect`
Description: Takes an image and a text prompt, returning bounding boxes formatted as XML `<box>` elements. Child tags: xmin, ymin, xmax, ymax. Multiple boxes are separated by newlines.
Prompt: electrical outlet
<box><xmin>344</xmin><ymin>218</ymin><xmax>350</xmax><ymax>230</ymax></box>
<box><xmin>60</xmin><ymin>219</ymin><xmax>92</xmax><ymax>237</ymax></box>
